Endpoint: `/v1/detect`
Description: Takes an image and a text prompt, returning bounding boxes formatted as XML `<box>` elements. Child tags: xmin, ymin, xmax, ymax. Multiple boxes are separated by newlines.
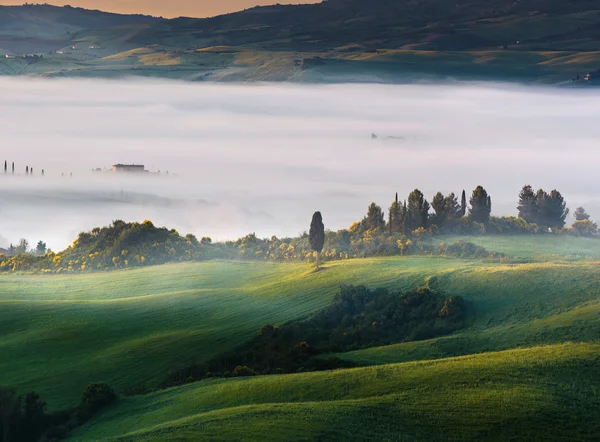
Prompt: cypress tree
<box><xmin>517</xmin><ymin>185</ymin><xmax>537</xmax><ymax>224</ymax></box>
<box><xmin>460</xmin><ymin>190</ymin><xmax>467</xmax><ymax>217</ymax></box>
<box><xmin>12</xmin><ymin>162</ymin><xmax>14</xmax><ymax>174</ymax></box>
<box><xmin>468</xmin><ymin>186</ymin><xmax>492</xmax><ymax>224</ymax></box>
<box><xmin>309</xmin><ymin>211</ymin><xmax>325</xmax><ymax>270</ymax></box>
<box><xmin>26</xmin><ymin>166</ymin><xmax>29</xmax><ymax>175</ymax></box>
<box><xmin>3</xmin><ymin>160</ymin><xmax>6</xmax><ymax>174</ymax></box>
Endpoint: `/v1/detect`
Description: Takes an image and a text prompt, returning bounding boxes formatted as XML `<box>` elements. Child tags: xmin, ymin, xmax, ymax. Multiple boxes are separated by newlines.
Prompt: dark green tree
<box><xmin>517</xmin><ymin>185</ymin><xmax>537</xmax><ymax>224</ymax></box>
<box><xmin>444</xmin><ymin>192</ymin><xmax>461</xmax><ymax>224</ymax></box>
<box><xmin>537</xmin><ymin>189</ymin><xmax>569</xmax><ymax>229</ymax></box>
<box><xmin>11</xmin><ymin>162</ymin><xmax>14</xmax><ymax>174</ymax></box>
<box><xmin>363</xmin><ymin>202</ymin><xmax>385</xmax><ymax>231</ymax></box>
<box><xmin>460</xmin><ymin>190</ymin><xmax>467</xmax><ymax>217</ymax></box>
<box><xmin>468</xmin><ymin>186</ymin><xmax>492</xmax><ymax>224</ymax></box>
<box><xmin>431</xmin><ymin>192</ymin><xmax>447</xmax><ymax>227</ymax></box>
<box><xmin>21</xmin><ymin>392</ymin><xmax>47</xmax><ymax>441</ymax></box>
<box><xmin>3</xmin><ymin>161</ymin><xmax>6</xmax><ymax>174</ymax></box>
<box><xmin>407</xmin><ymin>189</ymin><xmax>430</xmax><ymax>230</ymax></box>
<box><xmin>574</xmin><ymin>207</ymin><xmax>590</xmax><ymax>221</ymax></box>
<box><xmin>388</xmin><ymin>193</ymin><xmax>404</xmax><ymax>234</ymax></box>
<box><xmin>35</xmin><ymin>241</ymin><xmax>47</xmax><ymax>256</ymax></box>
<box><xmin>309</xmin><ymin>211</ymin><xmax>325</xmax><ymax>269</ymax></box>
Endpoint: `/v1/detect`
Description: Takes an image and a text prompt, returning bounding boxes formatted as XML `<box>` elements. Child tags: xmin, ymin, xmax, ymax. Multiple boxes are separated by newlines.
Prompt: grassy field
<box><xmin>437</xmin><ymin>235</ymin><xmax>600</xmax><ymax>260</ymax></box>
<box><xmin>68</xmin><ymin>342</ymin><xmax>600</xmax><ymax>441</ymax></box>
<box><xmin>2</xmin><ymin>237</ymin><xmax>600</xmax><ymax>411</ymax></box>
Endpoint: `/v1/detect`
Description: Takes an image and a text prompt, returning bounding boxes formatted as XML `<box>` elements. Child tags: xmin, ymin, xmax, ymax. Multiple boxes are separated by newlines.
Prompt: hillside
<box><xmin>0</xmin><ymin>4</ymin><xmax>157</xmax><ymax>55</ymax></box>
<box><xmin>69</xmin><ymin>343</ymin><xmax>600</xmax><ymax>441</ymax></box>
<box><xmin>1</xmin><ymin>239</ymin><xmax>599</xmax><ymax>409</ymax></box>
<box><xmin>1</xmin><ymin>1</ymin><xmax>600</xmax><ymax>82</ymax></box>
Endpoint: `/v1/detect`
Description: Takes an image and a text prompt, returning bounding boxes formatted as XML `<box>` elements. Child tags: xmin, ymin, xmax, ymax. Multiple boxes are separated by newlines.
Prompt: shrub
<box><xmin>79</xmin><ymin>383</ymin><xmax>117</xmax><ymax>420</ymax></box>
<box><xmin>232</xmin><ymin>366</ymin><xmax>256</xmax><ymax>377</ymax></box>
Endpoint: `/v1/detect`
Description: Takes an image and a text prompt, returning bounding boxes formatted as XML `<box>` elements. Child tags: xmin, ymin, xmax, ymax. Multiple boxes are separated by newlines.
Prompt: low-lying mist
<box><xmin>1</xmin><ymin>78</ymin><xmax>599</xmax><ymax>250</ymax></box>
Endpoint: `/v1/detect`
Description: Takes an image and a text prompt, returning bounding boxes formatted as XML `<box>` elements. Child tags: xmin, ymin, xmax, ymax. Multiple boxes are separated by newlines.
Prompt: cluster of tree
<box><xmin>162</xmin><ymin>283</ymin><xmax>467</xmax><ymax>386</ymax></box>
<box><xmin>0</xmin><ymin>220</ymin><xmax>224</xmax><ymax>273</ymax></box>
<box><xmin>1</xmin><ymin>183</ymin><xmax>597</xmax><ymax>273</ymax></box>
<box><xmin>5</xmin><ymin>240</ymin><xmax>49</xmax><ymax>256</ymax></box>
<box><xmin>2</xmin><ymin>161</ymin><xmax>43</xmax><ymax>176</ymax></box>
<box><xmin>517</xmin><ymin>185</ymin><xmax>569</xmax><ymax>229</ymax></box>
<box><xmin>0</xmin><ymin>383</ymin><xmax>116</xmax><ymax>442</ymax></box>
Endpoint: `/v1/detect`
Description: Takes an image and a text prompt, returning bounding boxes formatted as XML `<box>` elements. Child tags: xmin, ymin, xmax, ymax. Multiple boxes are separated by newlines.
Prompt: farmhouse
<box><xmin>112</xmin><ymin>164</ymin><xmax>147</xmax><ymax>173</ymax></box>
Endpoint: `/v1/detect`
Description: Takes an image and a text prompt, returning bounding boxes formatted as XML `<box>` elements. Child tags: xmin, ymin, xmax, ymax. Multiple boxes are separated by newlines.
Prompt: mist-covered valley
<box><xmin>1</xmin><ymin>77</ymin><xmax>599</xmax><ymax>250</ymax></box>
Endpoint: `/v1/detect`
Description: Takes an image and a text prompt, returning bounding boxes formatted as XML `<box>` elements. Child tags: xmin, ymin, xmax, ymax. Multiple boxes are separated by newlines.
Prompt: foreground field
<box><xmin>69</xmin><ymin>343</ymin><xmax>600</xmax><ymax>441</ymax></box>
<box><xmin>2</xmin><ymin>249</ymin><xmax>600</xmax><ymax>410</ymax></box>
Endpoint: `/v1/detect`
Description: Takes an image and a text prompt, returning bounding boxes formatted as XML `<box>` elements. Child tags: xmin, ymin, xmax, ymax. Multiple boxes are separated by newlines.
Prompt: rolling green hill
<box><xmin>1</xmin><ymin>1</ymin><xmax>600</xmax><ymax>82</ymax></box>
<box><xmin>2</xmin><ymin>234</ymin><xmax>600</xmax><ymax>412</ymax></box>
<box><xmin>68</xmin><ymin>342</ymin><xmax>600</xmax><ymax>441</ymax></box>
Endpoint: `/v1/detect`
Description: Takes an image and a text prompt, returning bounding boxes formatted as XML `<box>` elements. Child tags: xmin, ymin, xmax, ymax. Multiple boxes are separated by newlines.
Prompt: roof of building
<box><xmin>112</xmin><ymin>164</ymin><xmax>145</xmax><ymax>167</ymax></box>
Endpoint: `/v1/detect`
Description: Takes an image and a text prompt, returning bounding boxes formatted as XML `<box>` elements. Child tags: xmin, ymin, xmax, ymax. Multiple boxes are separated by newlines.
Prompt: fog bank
<box><xmin>1</xmin><ymin>78</ymin><xmax>599</xmax><ymax>250</ymax></box>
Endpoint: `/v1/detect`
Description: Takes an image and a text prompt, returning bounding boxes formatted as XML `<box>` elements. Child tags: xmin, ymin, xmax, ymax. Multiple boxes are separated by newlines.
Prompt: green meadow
<box><xmin>69</xmin><ymin>342</ymin><xmax>600</xmax><ymax>441</ymax></box>
<box><xmin>1</xmin><ymin>235</ymin><xmax>599</xmax><ymax>439</ymax></box>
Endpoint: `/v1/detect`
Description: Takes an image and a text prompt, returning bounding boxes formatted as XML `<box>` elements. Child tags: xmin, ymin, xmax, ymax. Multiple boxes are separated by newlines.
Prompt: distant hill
<box><xmin>0</xmin><ymin>1</ymin><xmax>599</xmax><ymax>82</ymax></box>
<box><xmin>0</xmin><ymin>4</ymin><xmax>158</xmax><ymax>54</ymax></box>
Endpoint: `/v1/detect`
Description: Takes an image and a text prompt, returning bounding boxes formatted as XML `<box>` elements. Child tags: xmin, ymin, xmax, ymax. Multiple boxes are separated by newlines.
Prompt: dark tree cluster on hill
<box><xmin>517</xmin><ymin>185</ymin><xmax>569</xmax><ymax>229</ymax></box>
<box><xmin>163</xmin><ymin>283</ymin><xmax>467</xmax><ymax>386</ymax></box>
<box><xmin>0</xmin><ymin>383</ymin><xmax>116</xmax><ymax>442</ymax></box>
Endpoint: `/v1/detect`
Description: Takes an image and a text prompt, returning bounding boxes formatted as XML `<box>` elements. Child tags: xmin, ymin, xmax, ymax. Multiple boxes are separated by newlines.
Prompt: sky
<box><xmin>0</xmin><ymin>78</ymin><xmax>599</xmax><ymax>250</ymax></box>
<box><xmin>1</xmin><ymin>1</ymin><xmax>318</xmax><ymax>18</ymax></box>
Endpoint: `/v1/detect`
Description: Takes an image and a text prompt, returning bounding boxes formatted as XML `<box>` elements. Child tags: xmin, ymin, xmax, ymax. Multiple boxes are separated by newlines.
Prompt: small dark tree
<box><xmin>309</xmin><ymin>211</ymin><xmax>325</xmax><ymax>269</ymax></box>
<box><xmin>35</xmin><ymin>241</ymin><xmax>47</xmax><ymax>256</ymax></box>
<box><xmin>460</xmin><ymin>190</ymin><xmax>467</xmax><ymax>217</ymax></box>
<box><xmin>21</xmin><ymin>392</ymin><xmax>47</xmax><ymax>441</ymax></box>
<box><xmin>79</xmin><ymin>383</ymin><xmax>117</xmax><ymax>421</ymax></box>
<box><xmin>517</xmin><ymin>185</ymin><xmax>538</xmax><ymax>224</ymax></box>
<box><xmin>574</xmin><ymin>207</ymin><xmax>590</xmax><ymax>221</ymax></box>
<box><xmin>468</xmin><ymin>186</ymin><xmax>492</xmax><ymax>224</ymax></box>
<box><xmin>388</xmin><ymin>193</ymin><xmax>403</xmax><ymax>234</ymax></box>
<box><xmin>444</xmin><ymin>193</ymin><xmax>461</xmax><ymax>225</ymax></box>
<box><xmin>25</xmin><ymin>166</ymin><xmax>29</xmax><ymax>175</ymax></box>
<box><xmin>3</xmin><ymin>161</ymin><xmax>6</xmax><ymax>174</ymax></box>
<box><xmin>11</xmin><ymin>162</ymin><xmax>14</xmax><ymax>174</ymax></box>
<box><xmin>363</xmin><ymin>202</ymin><xmax>385</xmax><ymax>231</ymax></box>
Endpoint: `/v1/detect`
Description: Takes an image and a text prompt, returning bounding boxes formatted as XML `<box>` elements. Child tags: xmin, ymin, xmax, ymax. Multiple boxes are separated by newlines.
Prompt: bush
<box><xmin>570</xmin><ymin>220</ymin><xmax>598</xmax><ymax>237</ymax></box>
<box><xmin>79</xmin><ymin>383</ymin><xmax>117</xmax><ymax>420</ymax></box>
<box><xmin>232</xmin><ymin>366</ymin><xmax>256</xmax><ymax>377</ymax></box>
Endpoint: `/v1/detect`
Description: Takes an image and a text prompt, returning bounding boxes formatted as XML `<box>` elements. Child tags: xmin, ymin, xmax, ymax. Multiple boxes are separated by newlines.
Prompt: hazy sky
<box><xmin>0</xmin><ymin>78</ymin><xmax>599</xmax><ymax>250</ymax></box>
<box><xmin>2</xmin><ymin>1</ymin><xmax>317</xmax><ymax>17</ymax></box>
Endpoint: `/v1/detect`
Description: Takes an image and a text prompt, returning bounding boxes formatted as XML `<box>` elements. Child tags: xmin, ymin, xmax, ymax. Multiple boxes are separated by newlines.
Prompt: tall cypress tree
<box><xmin>468</xmin><ymin>186</ymin><xmax>492</xmax><ymax>224</ymax></box>
<box><xmin>309</xmin><ymin>211</ymin><xmax>325</xmax><ymax>270</ymax></box>
<box><xmin>517</xmin><ymin>185</ymin><xmax>537</xmax><ymax>224</ymax></box>
<box><xmin>3</xmin><ymin>161</ymin><xmax>6</xmax><ymax>174</ymax></box>
<box><xmin>460</xmin><ymin>190</ymin><xmax>467</xmax><ymax>217</ymax></box>
<box><xmin>388</xmin><ymin>193</ymin><xmax>400</xmax><ymax>234</ymax></box>
<box><xmin>12</xmin><ymin>162</ymin><xmax>14</xmax><ymax>174</ymax></box>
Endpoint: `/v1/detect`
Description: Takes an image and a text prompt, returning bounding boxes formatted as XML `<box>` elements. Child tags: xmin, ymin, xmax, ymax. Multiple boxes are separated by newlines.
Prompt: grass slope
<box><xmin>2</xmin><ymin>239</ymin><xmax>600</xmax><ymax>410</ymax></box>
<box><xmin>68</xmin><ymin>342</ymin><xmax>600</xmax><ymax>441</ymax></box>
